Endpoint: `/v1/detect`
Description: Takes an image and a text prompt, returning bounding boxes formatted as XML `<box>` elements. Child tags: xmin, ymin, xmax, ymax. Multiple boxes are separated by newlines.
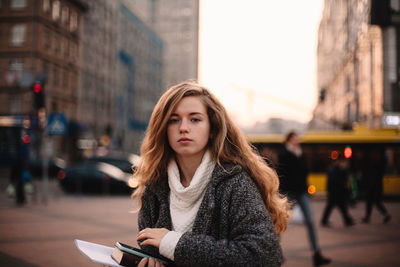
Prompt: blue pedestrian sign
<box><xmin>47</xmin><ymin>113</ymin><xmax>67</xmax><ymax>136</ymax></box>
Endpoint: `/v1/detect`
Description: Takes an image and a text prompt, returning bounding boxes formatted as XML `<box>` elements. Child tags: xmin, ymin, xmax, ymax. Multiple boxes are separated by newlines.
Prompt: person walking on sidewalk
<box><xmin>362</xmin><ymin>146</ymin><xmax>391</xmax><ymax>224</ymax></box>
<box><xmin>278</xmin><ymin>131</ymin><xmax>331</xmax><ymax>267</ymax></box>
<box><xmin>133</xmin><ymin>81</ymin><xmax>290</xmax><ymax>267</ymax></box>
<box><xmin>10</xmin><ymin>157</ymin><xmax>26</xmax><ymax>206</ymax></box>
<box><xmin>321</xmin><ymin>154</ymin><xmax>355</xmax><ymax>227</ymax></box>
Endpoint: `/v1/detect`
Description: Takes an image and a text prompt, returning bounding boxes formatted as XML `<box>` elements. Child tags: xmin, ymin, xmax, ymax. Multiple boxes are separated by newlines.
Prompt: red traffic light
<box><xmin>331</xmin><ymin>150</ymin><xmax>339</xmax><ymax>160</ymax></box>
<box><xmin>32</xmin><ymin>81</ymin><xmax>45</xmax><ymax>109</ymax></box>
<box><xmin>344</xmin><ymin>147</ymin><xmax>352</xmax><ymax>159</ymax></box>
<box><xmin>22</xmin><ymin>134</ymin><xmax>30</xmax><ymax>144</ymax></box>
<box><xmin>33</xmin><ymin>83</ymin><xmax>42</xmax><ymax>93</ymax></box>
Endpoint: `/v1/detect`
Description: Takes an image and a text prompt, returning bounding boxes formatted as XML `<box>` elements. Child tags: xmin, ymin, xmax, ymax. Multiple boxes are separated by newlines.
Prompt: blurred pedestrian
<box><xmin>278</xmin><ymin>131</ymin><xmax>331</xmax><ymax>266</ymax></box>
<box><xmin>134</xmin><ymin>81</ymin><xmax>290</xmax><ymax>267</ymax></box>
<box><xmin>321</xmin><ymin>154</ymin><xmax>355</xmax><ymax>227</ymax></box>
<box><xmin>10</xmin><ymin>157</ymin><xmax>26</xmax><ymax>206</ymax></box>
<box><xmin>362</xmin><ymin>147</ymin><xmax>391</xmax><ymax>224</ymax></box>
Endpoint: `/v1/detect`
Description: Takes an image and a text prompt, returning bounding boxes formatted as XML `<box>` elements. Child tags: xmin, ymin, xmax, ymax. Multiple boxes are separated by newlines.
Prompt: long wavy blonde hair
<box><xmin>132</xmin><ymin>81</ymin><xmax>290</xmax><ymax>233</ymax></box>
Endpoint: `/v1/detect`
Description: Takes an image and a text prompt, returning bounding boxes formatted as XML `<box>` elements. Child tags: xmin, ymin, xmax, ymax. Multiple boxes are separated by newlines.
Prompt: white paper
<box><xmin>74</xmin><ymin>239</ymin><xmax>123</xmax><ymax>267</ymax></box>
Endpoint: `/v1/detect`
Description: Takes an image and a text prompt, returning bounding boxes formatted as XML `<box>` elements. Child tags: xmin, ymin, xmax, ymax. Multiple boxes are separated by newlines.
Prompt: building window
<box><xmin>43</xmin><ymin>29</ymin><xmax>51</xmax><ymax>49</ymax></box>
<box><xmin>8</xmin><ymin>95</ymin><xmax>22</xmax><ymax>114</ymax></box>
<box><xmin>62</xmin><ymin>6</ymin><xmax>69</xmax><ymax>25</ymax></box>
<box><xmin>52</xmin><ymin>1</ymin><xmax>60</xmax><ymax>21</ymax></box>
<box><xmin>53</xmin><ymin>67</ymin><xmax>58</xmax><ymax>86</ymax></box>
<box><xmin>63</xmin><ymin>70</ymin><xmax>68</xmax><ymax>88</ymax></box>
<box><xmin>54</xmin><ymin>34</ymin><xmax>59</xmax><ymax>54</ymax></box>
<box><xmin>10</xmin><ymin>24</ymin><xmax>26</xmax><ymax>46</ymax></box>
<box><xmin>10</xmin><ymin>0</ymin><xmax>27</xmax><ymax>9</ymax></box>
<box><xmin>46</xmin><ymin>65</ymin><xmax>52</xmax><ymax>85</ymax></box>
<box><xmin>42</xmin><ymin>61</ymin><xmax>48</xmax><ymax>74</ymax></box>
<box><xmin>70</xmin><ymin>12</ymin><xmax>78</xmax><ymax>32</ymax></box>
<box><xmin>346</xmin><ymin>76</ymin><xmax>351</xmax><ymax>93</ymax></box>
<box><xmin>69</xmin><ymin>43</ymin><xmax>75</xmax><ymax>62</ymax></box>
<box><xmin>8</xmin><ymin>59</ymin><xmax>24</xmax><ymax>71</ymax></box>
<box><xmin>64</xmin><ymin>41</ymin><xmax>69</xmax><ymax>57</ymax></box>
<box><xmin>43</xmin><ymin>0</ymin><xmax>50</xmax><ymax>13</ymax></box>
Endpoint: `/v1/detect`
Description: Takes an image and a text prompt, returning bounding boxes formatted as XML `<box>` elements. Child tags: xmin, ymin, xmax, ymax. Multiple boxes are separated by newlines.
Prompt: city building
<box><xmin>1</xmin><ymin>0</ymin><xmax>198</xmax><ymax>160</ymax></box>
<box><xmin>0</xmin><ymin>0</ymin><xmax>86</xmax><ymax>118</ymax></box>
<box><xmin>0</xmin><ymin>0</ymin><xmax>87</xmax><ymax>159</ymax></box>
<box><xmin>78</xmin><ymin>0</ymin><xmax>118</xmax><ymax>150</ymax></box>
<box><xmin>123</xmin><ymin>0</ymin><xmax>199</xmax><ymax>88</ymax></box>
<box><xmin>79</xmin><ymin>0</ymin><xmax>163</xmax><ymax>154</ymax></box>
<box><xmin>311</xmin><ymin>0</ymin><xmax>400</xmax><ymax>130</ymax></box>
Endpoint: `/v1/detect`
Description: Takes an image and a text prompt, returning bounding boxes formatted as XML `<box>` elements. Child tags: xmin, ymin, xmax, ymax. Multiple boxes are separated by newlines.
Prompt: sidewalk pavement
<box><xmin>281</xmin><ymin>200</ymin><xmax>399</xmax><ymax>267</ymax></box>
<box><xmin>0</xmin><ymin>182</ymin><xmax>399</xmax><ymax>267</ymax></box>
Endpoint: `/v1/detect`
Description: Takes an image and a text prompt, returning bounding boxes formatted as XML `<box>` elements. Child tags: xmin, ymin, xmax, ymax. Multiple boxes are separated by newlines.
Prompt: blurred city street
<box><xmin>1</xmin><ymin>1</ymin><xmax>400</xmax><ymax>266</ymax></box>
<box><xmin>0</xmin><ymin>178</ymin><xmax>399</xmax><ymax>267</ymax></box>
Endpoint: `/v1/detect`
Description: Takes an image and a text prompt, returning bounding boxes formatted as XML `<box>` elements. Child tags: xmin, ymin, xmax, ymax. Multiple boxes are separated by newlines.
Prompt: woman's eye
<box><xmin>169</xmin><ymin>118</ymin><xmax>179</xmax><ymax>123</ymax></box>
<box><xmin>191</xmin><ymin>118</ymin><xmax>200</xmax><ymax>122</ymax></box>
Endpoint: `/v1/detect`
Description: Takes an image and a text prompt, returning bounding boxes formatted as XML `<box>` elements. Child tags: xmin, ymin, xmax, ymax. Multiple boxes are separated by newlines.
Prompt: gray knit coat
<box><xmin>138</xmin><ymin>163</ymin><xmax>283</xmax><ymax>267</ymax></box>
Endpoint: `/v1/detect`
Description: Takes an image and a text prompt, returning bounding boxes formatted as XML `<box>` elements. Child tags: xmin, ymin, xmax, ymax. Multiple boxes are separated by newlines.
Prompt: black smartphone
<box><xmin>115</xmin><ymin>242</ymin><xmax>171</xmax><ymax>265</ymax></box>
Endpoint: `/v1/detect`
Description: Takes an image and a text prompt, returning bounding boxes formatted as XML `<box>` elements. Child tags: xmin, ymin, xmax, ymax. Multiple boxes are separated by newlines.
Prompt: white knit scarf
<box><xmin>167</xmin><ymin>150</ymin><xmax>215</xmax><ymax>233</ymax></box>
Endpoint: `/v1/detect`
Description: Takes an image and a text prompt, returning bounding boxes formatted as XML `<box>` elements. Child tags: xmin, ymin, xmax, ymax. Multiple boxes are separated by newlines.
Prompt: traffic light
<box><xmin>344</xmin><ymin>146</ymin><xmax>352</xmax><ymax>159</ymax></box>
<box><xmin>22</xmin><ymin>133</ymin><xmax>30</xmax><ymax>144</ymax></box>
<box><xmin>32</xmin><ymin>78</ymin><xmax>46</xmax><ymax>110</ymax></box>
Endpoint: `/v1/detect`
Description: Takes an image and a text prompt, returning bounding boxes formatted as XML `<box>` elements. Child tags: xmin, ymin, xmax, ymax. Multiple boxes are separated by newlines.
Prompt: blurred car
<box><xmin>58</xmin><ymin>162</ymin><xmax>137</xmax><ymax>195</ymax></box>
<box><xmin>84</xmin><ymin>153</ymin><xmax>140</xmax><ymax>174</ymax></box>
<box><xmin>29</xmin><ymin>157</ymin><xmax>66</xmax><ymax>179</ymax></box>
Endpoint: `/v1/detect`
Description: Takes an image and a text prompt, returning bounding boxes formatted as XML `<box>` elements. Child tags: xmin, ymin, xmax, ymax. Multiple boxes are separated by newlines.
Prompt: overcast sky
<box><xmin>199</xmin><ymin>0</ymin><xmax>325</xmax><ymax>127</ymax></box>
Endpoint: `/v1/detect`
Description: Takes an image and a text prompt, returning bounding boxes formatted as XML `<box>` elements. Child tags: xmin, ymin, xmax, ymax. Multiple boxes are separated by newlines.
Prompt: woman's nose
<box><xmin>179</xmin><ymin>119</ymin><xmax>189</xmax><ymax>133</ymax></box>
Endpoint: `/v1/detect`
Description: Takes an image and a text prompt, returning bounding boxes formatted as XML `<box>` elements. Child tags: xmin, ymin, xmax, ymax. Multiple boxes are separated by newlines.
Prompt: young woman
<box><xmin>133</xmin><ymin>81</ymin><xmax>290</xmax><ymax>267</ymax></box>
<box><xmin>278</xmin><ymin>131</ymin><xmax>331</xmax><ymax>266</ymax></box>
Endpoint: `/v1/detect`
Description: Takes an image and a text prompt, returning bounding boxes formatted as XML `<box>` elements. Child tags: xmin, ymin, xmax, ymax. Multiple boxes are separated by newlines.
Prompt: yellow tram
<box><xmin>247</xmin><ymin>126</ymin><xmax>400</xmax><ymax>197</ymax></box>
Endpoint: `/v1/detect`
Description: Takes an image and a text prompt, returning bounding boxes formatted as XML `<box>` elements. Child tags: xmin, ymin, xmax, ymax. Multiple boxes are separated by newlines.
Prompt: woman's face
<box><xmin>288</xmin><ymin>134</ymin><xmax>300</xmax><ymax>146</ymax></box>
<box><xmin>167</xmin><ymin>96</ymin><xmax>211</xmax><ymax>160</ymax></box>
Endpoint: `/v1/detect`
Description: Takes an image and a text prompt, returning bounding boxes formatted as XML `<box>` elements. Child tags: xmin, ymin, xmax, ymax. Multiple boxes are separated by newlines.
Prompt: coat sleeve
<box><xmin>137</xmin><ymin>187</ymin><xmax>163</xmax><ymax>257</ymax></box>
<box><xmin>173</xmin><ymin>174</ymin><xmax>283</xmax><ymax>267</ymax></box>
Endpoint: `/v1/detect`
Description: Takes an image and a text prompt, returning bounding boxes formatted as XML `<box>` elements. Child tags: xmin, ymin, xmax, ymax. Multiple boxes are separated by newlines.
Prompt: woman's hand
<box><xmin>137</xmin><ymin>228</ymin><xmax>169</xmax><ymax>248</ymax></box>
<box><xmin>137</xmin><ymin>257</ymin><xmax>165</xmax><ymax>267</ymax></box>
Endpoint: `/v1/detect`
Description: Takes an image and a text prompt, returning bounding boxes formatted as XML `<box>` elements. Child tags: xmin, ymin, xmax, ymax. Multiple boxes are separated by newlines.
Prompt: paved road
<box><xmin>0</xmin><ymin>181</ymin><xmax>399</xmax><ymax>267</ymax></box>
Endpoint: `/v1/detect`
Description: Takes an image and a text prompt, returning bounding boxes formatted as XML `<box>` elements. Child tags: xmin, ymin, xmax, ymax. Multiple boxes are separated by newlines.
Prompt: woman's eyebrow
<box><xmin>170</xmin><ymin>112</ymin><xmax>205</xmax><ymax>116</ymax></box>
<box><xmin>189</xmin><ymin>112</ymin><xmax>204</xmax><ymax>116</ymax></box>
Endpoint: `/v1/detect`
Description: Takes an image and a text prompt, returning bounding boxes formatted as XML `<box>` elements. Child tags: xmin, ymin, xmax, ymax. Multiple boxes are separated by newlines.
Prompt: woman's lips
<box><xmin>178</xmin><ymin>138</ymin><xmax>192</xmax><ymax>144</ymax></box>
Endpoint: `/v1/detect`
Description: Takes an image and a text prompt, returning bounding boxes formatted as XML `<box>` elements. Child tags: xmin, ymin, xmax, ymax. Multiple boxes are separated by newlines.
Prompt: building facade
<box><xmin>0</xmin><ymin>0</ymin><xmax>86</xmax><ymax>160</ymax></box>
<box><xmin>1</xmin><ymin>0</ymin><xmax>194</xmax><ymax>159</ymax></box>
<box><xmin>79</xmin><ymin>0</ymin><xmax>117</xmax><ymax>146</ymax></box>
<box><xmin>79</xmin><ymin>1</ymin><xmax>163</xmax><ymax>154</ymax></box>
<box><xmin>123</xmin><ymin>0</ymin><xmax>199</xmax><ymax>88</ymax></box>
<box><xmin>0</xmin><ymin>0</ymin><xmax>86</xmax><ymax>118</ymax></box>
<box><xmin>311</xmin><ymin>0</ymin><xmax>400</xmax><ymax>130</ymax></box>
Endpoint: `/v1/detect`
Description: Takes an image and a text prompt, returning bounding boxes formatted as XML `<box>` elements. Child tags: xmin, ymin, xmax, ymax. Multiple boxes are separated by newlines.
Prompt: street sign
<box><xmin>47</xmin><ymin>113</ymin><xmax>67</xmax><ymax>136</ymax></box>
<box><xmin>382</xmin><ymin>112</ymin><xmax>400</xmax><ymax>128</ymax></box>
